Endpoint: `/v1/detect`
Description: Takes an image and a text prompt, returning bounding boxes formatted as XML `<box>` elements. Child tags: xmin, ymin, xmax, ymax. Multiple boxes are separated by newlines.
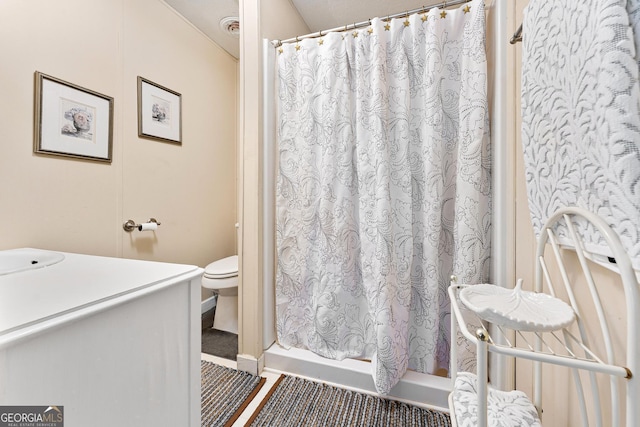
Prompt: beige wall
<box><xmin>0</xmin><ymin>0</ymin><xmax>238</xmax><ymax>273</ymax></box>
<box><xmin>513</xmin><ymin>1</ymin><xmax>629</xmax><ymax>425</ymax></box>
<box><xmin>237</xmin><ymin>0</ymin><xmax>308</xmax><ymax>362</ymax></box>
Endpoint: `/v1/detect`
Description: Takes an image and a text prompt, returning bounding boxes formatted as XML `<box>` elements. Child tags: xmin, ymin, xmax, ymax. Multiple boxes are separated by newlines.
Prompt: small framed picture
<box><xmin>34</xmin><ymin>71</ymin><xmax>114</xmax><ymax>163</ymax></box>
<box><xmin>137</xmin><ymin>77</ymin><xmax>182</xmax><ymax>144</ymax></box>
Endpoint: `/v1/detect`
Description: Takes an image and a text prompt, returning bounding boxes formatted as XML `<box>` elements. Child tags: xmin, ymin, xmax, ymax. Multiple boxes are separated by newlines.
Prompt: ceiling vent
<box><xmin>220</xmin><ymin>16</ymin><xmax>240</xmax><ymax>37</ymax></box>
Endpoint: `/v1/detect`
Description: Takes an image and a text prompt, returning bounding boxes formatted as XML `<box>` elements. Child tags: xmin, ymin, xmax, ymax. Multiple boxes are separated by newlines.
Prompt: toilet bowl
<box><xmin>202</xmin><ymin>255</ymin><xmax>238</xmax><ymax>334</ymax></box>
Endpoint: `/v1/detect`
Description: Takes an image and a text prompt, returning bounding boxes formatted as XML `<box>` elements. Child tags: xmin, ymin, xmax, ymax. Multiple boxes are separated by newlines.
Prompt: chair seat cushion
<box><xmin>450</xmin><ymin>372</ymin><xmax>542</xmax><ymax>427</ymax></box>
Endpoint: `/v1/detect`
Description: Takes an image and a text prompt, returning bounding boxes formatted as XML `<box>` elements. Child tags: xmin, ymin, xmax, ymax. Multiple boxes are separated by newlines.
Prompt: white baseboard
<box><xmin>201</xmin><ymin>296</ymin><xmax>216</xmax><ymax>315</ymax></box>
<box><xmin>237</xmin><ymin>353</ymin><xmax>264</xmax><ymax>376</ymax></box>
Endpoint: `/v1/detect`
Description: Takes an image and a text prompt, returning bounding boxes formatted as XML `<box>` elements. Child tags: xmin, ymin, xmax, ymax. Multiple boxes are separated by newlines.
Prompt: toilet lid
<box><xmin>204</xmin><ymin>255</ymin><xmax>238</xmax><ymax>279</ymax></box>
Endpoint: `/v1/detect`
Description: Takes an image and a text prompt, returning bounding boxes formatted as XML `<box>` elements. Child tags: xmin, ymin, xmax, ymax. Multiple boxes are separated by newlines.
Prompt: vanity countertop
<box><xmin>0</xmin><ymin>249</ymin><xmax>202</xmax><ymax>339</ymax></box>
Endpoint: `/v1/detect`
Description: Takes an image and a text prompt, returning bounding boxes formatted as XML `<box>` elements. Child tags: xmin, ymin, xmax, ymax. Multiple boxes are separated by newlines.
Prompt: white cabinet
<box><xmin>0</xmin><ymin>251</ymin><xmax>203</xmax><ymax>427</ymax></box>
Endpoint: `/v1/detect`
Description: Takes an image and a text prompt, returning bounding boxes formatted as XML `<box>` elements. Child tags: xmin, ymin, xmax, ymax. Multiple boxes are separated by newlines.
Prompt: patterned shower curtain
<box><xmin>275</xmin><ymin>0</ymin><xmax>490</xmax><ymax>394</ymax></box>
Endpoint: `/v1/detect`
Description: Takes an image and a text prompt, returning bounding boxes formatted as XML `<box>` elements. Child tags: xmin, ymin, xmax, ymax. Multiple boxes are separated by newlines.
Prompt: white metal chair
<box><xmin>448</xmin><ymin>207</ymin><xmax>639</xmax><ymax>426</ymax></box>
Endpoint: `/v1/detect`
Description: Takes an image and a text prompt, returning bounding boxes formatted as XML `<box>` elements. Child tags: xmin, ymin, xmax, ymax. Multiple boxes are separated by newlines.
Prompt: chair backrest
<box><xmin>534</xmin><ymin>207</ymin><xmax>639</xmax><ymax>427</ymax></box>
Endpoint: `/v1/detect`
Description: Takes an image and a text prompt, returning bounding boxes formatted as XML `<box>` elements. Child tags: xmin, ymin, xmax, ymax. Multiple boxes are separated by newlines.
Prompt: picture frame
<box><xmin>137</xmin><ymin>77</ymin><xmax>182</xmax><ymax>144</ymax></box>
<box><xmin>34</xmin><ymin>71</ymin><xmax>114</xmax><ymax>163</ymax></box>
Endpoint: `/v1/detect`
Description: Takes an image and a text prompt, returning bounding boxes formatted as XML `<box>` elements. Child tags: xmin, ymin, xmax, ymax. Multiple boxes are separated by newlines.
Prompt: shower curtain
<box><xmin>275</xmin><ymin>0</ymin><xmax>490</xmax><ymax>394</ymax></box>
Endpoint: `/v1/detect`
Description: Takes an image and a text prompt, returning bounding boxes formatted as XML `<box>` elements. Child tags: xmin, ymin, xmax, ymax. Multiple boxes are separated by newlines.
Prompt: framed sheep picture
<box><xmin>34</xmin><ymin>71</ymin><xmax>114</xmax><ymax>163</ymax></box>
<box><xmin>137</xmin><ymin>76</ymin><xmax>182</xmax><ymax>144</ymax></box>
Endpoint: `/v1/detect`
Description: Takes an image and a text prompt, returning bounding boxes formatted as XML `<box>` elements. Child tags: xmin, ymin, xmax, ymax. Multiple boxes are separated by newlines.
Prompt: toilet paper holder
<box><xmin>123</xmin><ymin>218</ymin><xmax>161</xmax><ymax>232</ymax></box>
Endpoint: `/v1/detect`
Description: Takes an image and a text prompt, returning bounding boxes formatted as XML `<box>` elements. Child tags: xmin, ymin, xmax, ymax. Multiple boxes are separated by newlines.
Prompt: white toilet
<box><xmin>202</xmin><ymin>255</ymin><xmax>238</xmax><ymax>334</ymax></box>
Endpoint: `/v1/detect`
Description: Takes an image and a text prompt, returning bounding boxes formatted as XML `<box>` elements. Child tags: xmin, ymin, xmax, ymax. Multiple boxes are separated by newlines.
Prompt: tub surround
<box><xmin>0</xmin><ymin>249</ymin><xmax>203</xmax><ymax>427</ymax></box>
<box><xmin>264</xmin><ymin>344</ymin><xmax>451</xmax><ymax>412</ymax></box>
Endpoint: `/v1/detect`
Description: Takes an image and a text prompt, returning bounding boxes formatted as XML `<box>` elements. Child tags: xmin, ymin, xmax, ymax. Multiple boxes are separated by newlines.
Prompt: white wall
<box><xmin>0</xmin><ymin>0</ymin><xmax>238</xmax><ymax>276</ymax></box>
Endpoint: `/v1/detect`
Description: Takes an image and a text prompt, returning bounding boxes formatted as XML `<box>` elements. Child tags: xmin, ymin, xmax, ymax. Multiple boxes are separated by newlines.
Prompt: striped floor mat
<box><xmin>201</xmin><ymin>361</ymin><xmax>265</xmax><ymax>427</ymax></box>
<box><xmin>246</xmin><ymin>374</ymin><xmax>451</xmax><ymax>426</ymax></box>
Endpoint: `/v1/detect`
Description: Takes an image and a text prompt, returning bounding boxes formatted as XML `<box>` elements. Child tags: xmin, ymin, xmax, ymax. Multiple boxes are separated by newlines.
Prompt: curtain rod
<box><xmin>272</xmin><ymin>0</ymin><xmax>471</xmax><ymax>47</ymax></box>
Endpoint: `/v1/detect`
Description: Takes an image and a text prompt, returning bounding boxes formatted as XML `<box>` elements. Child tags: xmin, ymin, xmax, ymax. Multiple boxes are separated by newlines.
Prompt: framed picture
<box><xmin>137</xmin><ymin>77</ymin><xmax>182</xmax><ymax>144</ymax></box>
<box><xmin>34</xmin><ymin>71</ymin><xmax>114</xmax><ymax>163</ymax></box>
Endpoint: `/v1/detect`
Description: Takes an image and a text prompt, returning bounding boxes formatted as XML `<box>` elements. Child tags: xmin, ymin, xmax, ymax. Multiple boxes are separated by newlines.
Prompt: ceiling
<box><xmin>293</xmin><ymin>0</ymin><xmax>441</xmax><ymax>33</ymax></box>
<box><xmin>164</xmin><ymin>0</ymin><xmax>441</xmax><ymax>59</ymax></box>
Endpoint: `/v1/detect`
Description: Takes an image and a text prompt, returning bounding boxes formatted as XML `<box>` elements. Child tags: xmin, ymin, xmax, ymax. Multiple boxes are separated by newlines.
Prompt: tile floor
<box><xmin>201</xmin><ymin>353</ymin><xmax>281</xmax><ymax>427</ymax></box>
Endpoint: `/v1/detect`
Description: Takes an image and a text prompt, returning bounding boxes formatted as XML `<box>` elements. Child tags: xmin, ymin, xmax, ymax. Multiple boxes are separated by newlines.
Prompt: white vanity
<box><xmin>0</xmin><ymin>249</ymin><xmax>203</xmax><ymax>427</ymax></box>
